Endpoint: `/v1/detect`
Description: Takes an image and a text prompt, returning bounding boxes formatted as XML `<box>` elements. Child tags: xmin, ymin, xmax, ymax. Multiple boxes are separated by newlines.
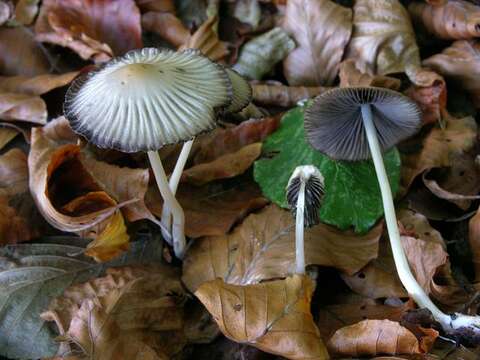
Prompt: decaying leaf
<box><xmin>180</xmin><ymin>15</ymin><xmax>228</xmax><ymax>61</ymax></box>
<box><xmin>339</xmin><ymin>60</ymin><xmax>401</xmax><ymax>90</ymax></box>
<box><xmin>401</xmin><ymin>114</ymin><xmax>477</xmax><ymax>189</ymax></box>
<box><xmin>196</xmin><ymin>275</ymin><xmax>329</xmax><ymax>360</ymax></box>
<box><xmin>142</xmin><ymin>11</ymin><xmax>190</xmax><ymax>48</ymax></box>
<box><xmin>409</xmin><ymin>0</ymin><xmax>480</xmax><ymax>39</ymax></box>
<box><xmin>34</xmin><ymin>0</ymin><xmax>142</xmax><ymax>61</ymax></box>
<box><xmin>183</xmin><ymin>204</ymin><xmax>382</xmax><ymax>291</ymax></box>
<box><xmin>233</xmin><ymin>27</ymin><xmax>295</xmax><ymax>80</ymax></box>
<box><xmin>252</xmin><ymin>82</ymin><xmax>328</xmax><ymax>107</ymax></box>
<box><xmin>0</xmin><ymin>0</ymin><xmax>12</xmax><ymax>25</ymax></box>
<box><xmin>0</xmin><ymin>126</ymin><xmax>18</xmax><ymax>150</ymax></box>
<box><xmin>15</xmin><ymin>0</ymin><xmax>40</xmax><ymax>25</ymax></box>
<box><xmin>424</xmin><ymin>40</ymin><xmax>480</xmax><ymax>108</ymax></box>
<box><xmin>282</xmin><ymin>0</ymin><xmax>352</xmax><ymax>86</ymax></box>
<box><xmin>42</xmin><ymin>265</ymin><xmax>186</xmax><ymax>359</ymax></box>
<box><xmin>328</xmin><ymin>320</ymin><xmax>438</xmax><ymax>357</ymax></box>
<box><xmin>469</xmin><ymin>206</ymin><xmax>480</xmax><ymax>282</ymax></box>
<box><xmin>0</xmin><ymin>71</ymin><xmax>78</xmax><ymax>94</ymax></box>
<box><xmin>346</xmin><ymin>0</ymin><xmax>421</xmax><ymax>78</ymax></box>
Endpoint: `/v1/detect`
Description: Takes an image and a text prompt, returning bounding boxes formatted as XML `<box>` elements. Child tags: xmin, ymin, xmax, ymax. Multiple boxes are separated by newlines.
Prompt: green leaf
<box><xmin>254</xmin><ymin>104</ymin><xmax>401</xmax><ymax>233</ymax></box>
<box><xmin>0</xmin><ymin>235</ymin><xmax>163</xmax><ymax>359</ymax></box>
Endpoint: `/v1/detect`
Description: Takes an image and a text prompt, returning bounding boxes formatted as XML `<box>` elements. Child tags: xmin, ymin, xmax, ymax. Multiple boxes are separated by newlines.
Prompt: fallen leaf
<box><xmin>0</xmin><ymin>26</ymin><xmax>50</xmax><ymax>76</ymax></box>
<box><xmin>339</xmin><ymin>59</ymin><xmax>401</xmax><ymax>90</ymax></box>
<box><xmin>233</xmin><ymin>27</ymin><xmax>295</xmax><ymax>80</ymax></box>
<box><xmin>424</xmin><ymin>40</ymin><xmax>480</xmax><ymax>108</ymax></box>
<box><xmin>0</xmin><ymin>126</ymin><xmax>18</xmax><ymax>150</ymax></box>
<box><xmin>179</xmin><ymin>15</ymin><xmax>228</xmax><ymax>61</ymax></box>
<box><xmin>0</xmin><ymin>71</ymin><xmax>78</xmax><ymax>94</ymax></box>
<box><xmin>469</xmin><ymin>206</ymin><xmax>480</xmax><ymax>282</ymax></box>
<box><xmin>233</xmin><ymin>0</ymin><xmax>261</xmax><ymax>29</ymax></box>
<box><xmin>42</xmin><ymin>265</ymin><xmax>185</xmax><ymax>359</ymax></box>
<box><xmin>142</xmin><ymin>11</ymin><xmax>190</xmax><ymax>48</ymax></box>
<box><xmin>409</xmin><ymin>0</ymin><xmax>480</xmax><ymax>39</ymax></box>
<box><xmin>0</xmin><ymin>0</ymin><xmax>12</xmax><ymax>25</ymax></box>
<box><xmin>181</xmin><ymin>143</ymin><xmax>262</xmax><ymax>185</ymax></box>
<box><xmin>15</xmin><ymin>0</ymin><xmax>40</xmax><ymax>25</ymax></box>
<box><xmin>0</xmin><ymin>237</ymin><xmax>164</xmax><ymax>359</ymax></box>
<box><xmin>282</xmin><ymin>0</ymin><xmax>352</xmax><ymax>86</ymax></box>
<box><xmin>196</xmin><ymin>275</ymin><xmax>329</xmax><ymax>360</ymax></box>
<box><xmin>34</xmin><ymin>0</ymin><xmax>142</xmax><ymax>61</ymax></box>
<box><xmin>401</xmin><ymin>115</ymin><xmax>477</xmax><ymax>189</ymax></box>
<box><xmin>345</xmin><ymin>0</ymin><xmax>421</xmax><ymax>78</ymax></box>
<box><xmin>0</xmin><ymin>92</ymin><xmax>46</xmax><ymax>124</ymax></box>
<box><xmin>252</xmin><ymin>82</ymin><xmax>328</xmax><ymax>107</ymax></box>
<box><xmin>328</xmin><ymin>320</ymin><xmax>437</xmax><ymax>357</ymax></box>
<box><xmin>183</xmin><ymin>204</ymin><xmax>382</xmax><ymax>291</ymax></box>
<box><xmin>136</xmin><ymin>0</ymin><xmax>175</xmax><ymax>13</ymax></box>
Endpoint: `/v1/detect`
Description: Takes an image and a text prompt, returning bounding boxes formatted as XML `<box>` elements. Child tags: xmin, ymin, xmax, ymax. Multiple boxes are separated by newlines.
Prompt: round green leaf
<box><xmin>254</xmin><ymin>104</ymin><xmax>401</xmax><ymax>233</ymax></box>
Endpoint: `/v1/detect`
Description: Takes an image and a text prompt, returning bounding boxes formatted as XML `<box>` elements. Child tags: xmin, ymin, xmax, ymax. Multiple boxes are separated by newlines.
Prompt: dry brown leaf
<box><xmin>136</xmin><ymin>0</ymin><xmax>175</xmax><ymax>12</ymax></box>
<box><xmin>469</xmin><ymin>207</ymin><xmax>480</xmax><ymax>282</ymax></box>
<box><xmin>0</xmin><ymin>148</ymin><xmax>28</xmax><ymax>198</ymax></box>
<box><xmin>15</xmin><ymin>0</ymin><xmax>40</xmax><ymax>25</ymax></box>
<box><xmin>0</xmin><ymin>71</ymin><xmax>78</xmax><ymax>94</ymax></box>
<box><xmin>183</xmin><ymin>204</ymin><xmax>382</xmax><ymax>291</ymax></box>
<box><xmin>42</xmin><ymin>265</ymin><xmax>186</xmax><ymax>359</ymax></box>
<box><xmin>34</xmin><ymin>0</ymin><xmax>142</xmax><ymax>61</ymax></box>
<box><xmin>424</xmin><ymin>40</ymin><xmax>480</xmax><ymax>107</ymax></box>
<box><xmin>409</xmin><ymin>0</ymin><xmax>480</xmax><ymax>39</ymax></box>
<box><xmin>346</xmin><ymin>0</ymin><xmax>421</xmax><ymax>78</ymax></box>
<box><xmin>401</xmin><ymin>115</ymin><xmax>477</xmax><ymax>189</ymax></box>
<box><xmin>252</xmin><ymin>82</ymin><xmax>329</xmax><ymax>107</ymax></box>
<box><xmin>196</xmin><ymin>275</ymin><xmax>330</xmax><ymax>360</ymax></box>
<box><xmin>328</xmin><ymin>320</ymin><xmax>437</xmax><ymax>357</ymax></box>
<box><xmin>0</xmin><ymin>127</ymin><xmax>18</xmax><ymax>151</ymax></box>
<box><xmin>0</xmin><ymin>92</ymin><xmax>46</xmax><ymax>124</ymax></box>
<box><xmin>0</xmin><ymin>26</ymin><xmax>50</xmax><ymax>76</ymax></box>
<box><xmin>282</xmin><ymin>0</ymin><xmax>352</xmax><ymax>86</ymax></box>
<box><xmin>181</xmin><ymin>142</ymin><xmax>262</xmax><ymax>185</ymax></box>
<box><xmin>339</xmin><ymin>60</ymin><xmax>402</xmax><ymax>90</ymax></box>
<box><xmin>0</xmin><ymin>0</ymin><xmax>13</xmax><ymax>25</ymax></box>
<box><xmin>180</xmin><ymin>15</ymin><xmax>228</xmax><ymax>61</ymax></box>
<box><xmin>142</xmin><ymin>11</ymin><xmax>190</xmax><ymax>48</ymax></box>
<box><xmin>147</xmin><ymin>180</ymin><xmax>268</xmax><ymax>238</ymax></box>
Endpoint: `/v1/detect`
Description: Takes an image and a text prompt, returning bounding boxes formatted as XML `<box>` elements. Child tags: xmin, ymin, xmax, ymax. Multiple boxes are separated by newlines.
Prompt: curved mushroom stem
<box><xmin>160</xmin><ymin>139</ymin><xmax>194</xmax><ymax>244</ymax></box>
<box><xmin>148</xmin><ymin>151</ymin><xmax>186</xmax><ymax>259</ymax></box>
<box><xmin>360</xmin><ymin>105</ymin><xmax>474</xmax><ymax>333</ymax></box>
<box><xmin>295</xmin><ymin>180</ymin><xmax>306</xmax><ymax>275</ymax></box>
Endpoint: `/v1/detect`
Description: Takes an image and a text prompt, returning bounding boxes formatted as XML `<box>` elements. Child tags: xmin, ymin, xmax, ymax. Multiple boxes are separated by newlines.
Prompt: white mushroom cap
<box><xmin>64</xmin><ymin>47</ymin><xmax>233</xmax><ymax>152</ymax></box>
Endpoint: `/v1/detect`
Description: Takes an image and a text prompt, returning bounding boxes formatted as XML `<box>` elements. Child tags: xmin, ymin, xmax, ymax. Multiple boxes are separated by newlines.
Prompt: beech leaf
<box><xmin>252</xmin><ymin>82</ymin><xmax>329</xmax><ymax>107</ymax></box>
<box><xmin>142</xmin><ymin>11</ymin><xmax>190</xmax><ymax>48</ymax></box>
<box><xmin>282</xmin><ymin>0</ymin><xmax>352</xmax><ymax>86</ymax></box>
<box><xmin>195</xmin><ymin>275</ymin><xmax>330</xmax><ymax>360</ymax></box>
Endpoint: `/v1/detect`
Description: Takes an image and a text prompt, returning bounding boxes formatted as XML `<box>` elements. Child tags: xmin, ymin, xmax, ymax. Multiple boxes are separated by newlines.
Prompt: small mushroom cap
<box><xmin>64</xmin><ymin>47</ymin><xmax>232</xmax><ymax>153</ymax></box>
<box><xmin>286</xmin><ymin>165</ymin><xmax>325</xmax><ymax>228</ymax></box>
<box><xmin>223</xmin><ymin>68</ymin><xmax>252</xmax><ymax>114</ymax></box>
<box><xmin>304</xmin><ymin>87</ymin><xmax>422</xmax><ymax>161</ymax></box>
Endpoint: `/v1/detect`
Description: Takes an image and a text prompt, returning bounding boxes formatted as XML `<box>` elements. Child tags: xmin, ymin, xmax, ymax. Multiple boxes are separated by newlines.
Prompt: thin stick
<box><xmin>148</xmin><ymin>151</ymin><xmax>186</xmax><ymax>259</ymax></box>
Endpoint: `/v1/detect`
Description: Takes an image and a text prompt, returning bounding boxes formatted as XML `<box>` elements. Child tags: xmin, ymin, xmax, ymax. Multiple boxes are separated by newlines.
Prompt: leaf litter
<box><xmin>1</xmin><ymin>0</ymin><xmax>480</xmax><ymax>359</ymax></box>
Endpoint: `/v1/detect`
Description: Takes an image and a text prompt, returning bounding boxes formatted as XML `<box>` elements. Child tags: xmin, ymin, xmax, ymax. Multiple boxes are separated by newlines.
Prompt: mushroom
<box><xmin>286</xmin><ymin>165</ymin><xmax>325</xmax><ymax>274</ymax></box>
<box><xmin>64</xmin><ymin>47</ymin><xmax>235</xmax><ymax>259</ymax></box>
<box><xmin>160</xmin><ymin>66</ymin><xmax>252</xmax><ymax>239</ymax></box>
<box><xmin>304</xmin><ymin>86</ymin><xmax>480</xmax><ymax>337</ymax></box>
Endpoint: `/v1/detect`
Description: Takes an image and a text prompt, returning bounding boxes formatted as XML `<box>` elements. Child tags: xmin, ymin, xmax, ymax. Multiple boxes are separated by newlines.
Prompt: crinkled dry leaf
<box><xmin>136</xmin><ymin>0</ymin><xmax>175</xmax><ymax>13</ymax></box>
<box><xmin>0</xmin><ymin>71</ymin><xmax>78</xmax><ymax>94</ymax></box>
<box><xmin>233</xmin><ymin>0</ymin><xmax>261</xmax><ymax>29</ymax></box>
<box><xmin>42</xmin><ymin>265</ymin><xmax>185</xmax><ymax>359</ymax></box>
<box><xmin>35</xmin><ymin>0</ymin><xmax>142</xmax><ymax>61</ymax></box>
<box><xmin>346</xmin><ymin>0</ymin><xmax>421</xmax><ymax>78</ymax></box>
<box><xmin>0</xmin><ymin>127</ymin><xmax>18</xmax><ymax>150</ymax></box>
<box><xmin>180</xmin><ymin>15</ymin><xmax>228</xmax><ymax>61</ymax></box>
<box><xmin>401</xmin><ymin>115</ymin><xmax>477</xmax><ymax>189</ymax></box>
<box><xmin>0</xmin><ymin>92</ymin><xmax>46</xmax><ymax>124</ymax></box>
<box><xmin>142</xmin><ymin>11</ymin><xmax>190</xmax><ymax>48</ymax></box>
<box><xmin>15</xmin><ymin>0</ymin><xmax>40</xmax><ymax>25</ymax></box>
<box><xmin>181</xmin><ymin>143</ymin><xmax>262</xmax><ymax>185</ymax></box>
<box><xmin>233</xmin><ymin>27</ymin><xmax>295</xmax><ymax>80</ymax></box>
<box><xmin>0</xmin><ymin>27</ymin><xmax>50</xmax><ymax>76</ymax></box>
<box><xmin>328</xmin><ymin>320</ymin><xmax>437</xmax><ymax>357</ymax></box>
<box><xmin>196</xmin><ymin>275</ymin><xmax>329</xmax><ymax>360</ymax></box>
<box><xmin>339</xmin><ymin>60</ymin><xmax>401</xmax><ymax>90</ymax></box>
<box><xmin>183</xmin><ymin>204</ymin><xmax>382</xmax><ymax>291</ymax></box>
<box><xmin>409</xmin><ymin>0</ymin><xmax>480</xmax><ymax>39</ymax></box>
<box><xmin>424</xmin><ymin>40</ymin><xmax>480</xmax><ymax>108</ymax></box>
<box><xmin>252</xmin><ymin>82</ymin><xmax>328</xmax><ymax>107</ymax></box>
<box><xmin>282</xmin><ymin>0</ymin><xmax>352</xmax><ymax>86</ymax></box>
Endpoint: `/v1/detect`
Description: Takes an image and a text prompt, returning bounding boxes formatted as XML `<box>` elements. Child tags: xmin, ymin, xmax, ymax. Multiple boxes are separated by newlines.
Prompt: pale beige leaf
<box><xmin>196</xmin><ymin>275</ymin><xmax>329</xmax><ymax>360</ymax></box>
<box><xmin>0</xmin><ymin>93</ymin><xmax>46</xmax><ymax>124</ymax></box>
<box><xmin>346</xmin><ymin>0</ymin><xmax>421</xmax><ymax>77</ymax></box>
<box><xmin>183</xmin><ymin>204</ymin><xmax>382</xmax><ymax>291</ymax></box>
<box><xmin>409</xmin><ymin>0</ymin><xmax>480</xmax><ymax>39</ymax></box>
<box><xmin>252</xmin><ymin>82</ymin><xmax>329</xmax><ymax>107</ymax></box>
<box><xmin>0</xmin><ymin>71</ymin><xmax>79</xmax><ymax>95</ymax></box>
<box><xmin>0</xmin><ymin>0</ymin><xmax>13</xmax><ymax>25</ymax></box>
<box><xmin>339</xmin><ymin>59</ymin><xmax>401</xmax><ymax>90</ymax></box>
<box><xmin>424</xmin><ymin>40</ymin><xmax>480</xmax><ymax>108</ymax></box>
<box><xmin>283</xmin><ymin>0</ymin><xmax>352</xmax><ymax>86</ymax></box>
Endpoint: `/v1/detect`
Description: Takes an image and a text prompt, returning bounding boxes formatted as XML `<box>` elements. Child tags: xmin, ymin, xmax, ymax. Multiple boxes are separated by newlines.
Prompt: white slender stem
<box><xmin>148</xmin><ymin>151</ymin><xmax>186</xmax><ymax>259</ymax></box>
<box><xmin>295</xmin><ymin>181</ymin><xmax>306</xmax><ymax>274</ymax></box>
<box><xmin>160</xmin><ymin>139</ymin><xmax>194</xmax><ymax>244</ymax></box>
<box><xmin>361</xmin><ymin>104</ymin><xmax>451</xmax><ymax>326</ymax></box>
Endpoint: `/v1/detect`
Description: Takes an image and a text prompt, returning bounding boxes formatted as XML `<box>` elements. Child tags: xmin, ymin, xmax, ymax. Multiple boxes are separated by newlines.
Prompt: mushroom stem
<box><xmin>295</xmin><ymin>180</ymin><xmax>306</xmax><ymax>275</ymax></box>
<box><xmin>160</xmin><ymin>139</ymin><xmax>194</xmax><ymax>244</ymax></box>
<box><xmin>148</xmin><ymin>151</ymin><xmax>186</xmax><ymax>259</ymax></box>
<box><xmin>361</xmin><ymin>104</ymin><xmax>451</xmax><ymax>326</ymax></box>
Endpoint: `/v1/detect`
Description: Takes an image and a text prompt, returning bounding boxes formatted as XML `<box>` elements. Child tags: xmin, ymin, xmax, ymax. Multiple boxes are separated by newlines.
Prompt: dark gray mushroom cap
<box><xmin>304</xmin><ymin>87</ymin><xmax>422</xmax><ymax>161</ymax></box>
